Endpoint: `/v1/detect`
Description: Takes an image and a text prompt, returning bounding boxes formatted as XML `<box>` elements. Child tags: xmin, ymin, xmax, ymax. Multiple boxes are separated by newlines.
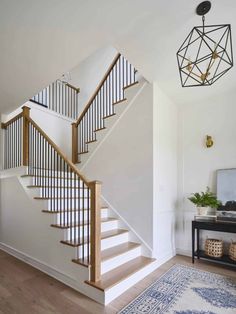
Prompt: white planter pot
<box><xmin>197</xmin><ymin>206</ymin><xmax>211</xmax><ymax>216</ymax></box>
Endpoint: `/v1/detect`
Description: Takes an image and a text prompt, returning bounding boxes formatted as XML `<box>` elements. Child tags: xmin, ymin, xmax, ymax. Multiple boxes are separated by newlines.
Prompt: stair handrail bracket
<box><xmin>1</xmin><ymin>106</ymin><xmax>102</xmax><ymax>282</ymax></box>
<box><xmin>71</xmin><ymin>53</ymin><xmax>137</xmax><ymax>164</ymax></box>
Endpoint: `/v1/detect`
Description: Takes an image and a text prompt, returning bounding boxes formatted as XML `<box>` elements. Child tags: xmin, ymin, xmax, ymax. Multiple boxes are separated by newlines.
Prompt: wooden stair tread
<box><xmin>21</xmin><ymin>175</ymin><xmax>78</xmax><ymax>180</ymax></box>
<box><xmin>51</xmin><ymin>217</ymin><xmax>117</xmax><ymax>229</ymax></box>
<box><xmin>94</xmin><ymin>126</ymin><xmax>106</xmax><ymax>132</ymax></box>
<box><xmin>34</xmin><ymin>196</ymin><xmax>90</xmax><ymax>200</ymax></box>
<box><xmin>72</xmin><ymin>242</ymin><xmax>140</xmax><ymax>267</ymax></box>
<box><xmin>85</xmin><ymin>256</ymin><xmax>155</xmax><ymax>291</ymax></box>
<box><xmin>103</xmin><ymin>113</ymin><xmax>116</xmax><ymax>119</ymax></box>
<box><xmin>78</xmin><ymin>151</ymin><xmax>89</xmax><ymax>155</ymax></box>
<box><xmin>42</xmin><ymin>206</ymin><xmax>108</xmax><ymax>214</ymax></box>
<box><xmin>85</xmin><ymin>139</ymin><xmax>97</xmax><ymax>144</ymax></box>
<box><xmin>112</xmin><ymin>98</ymin><xmax>127</xmax><ymax>105</ymax></box>
<box><xmin>101</xmin><ymin>242</ymin><xmax>140</xmax><ymax>262</ymax></box>
<box><xmin>28</xmin><ymin>185</ymin><xmax>87</xmax><ymax>189</ymax></box>
<box><xmin>61</xmin><ymin>229</ymin><xmax>128</xmax><ymax>247</ymax></box>
<box><xmin>123</xmin><ymin>81</ymin><xmax>139</xmax><ymax>90</ymax></box>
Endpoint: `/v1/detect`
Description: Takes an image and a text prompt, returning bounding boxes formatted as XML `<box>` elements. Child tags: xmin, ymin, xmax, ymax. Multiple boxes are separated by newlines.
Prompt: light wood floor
<box><xmin>0</xmin><ymin>250</ymin><xmax>236</xmax><ymax>314</ymax></box>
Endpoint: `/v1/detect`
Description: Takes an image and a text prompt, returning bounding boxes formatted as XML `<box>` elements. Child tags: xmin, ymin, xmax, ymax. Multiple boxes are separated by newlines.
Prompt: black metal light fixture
<box><xmin>177</xmin><ymin>1</ymin><xmax>233</xmax><ymax>87</ymax></box>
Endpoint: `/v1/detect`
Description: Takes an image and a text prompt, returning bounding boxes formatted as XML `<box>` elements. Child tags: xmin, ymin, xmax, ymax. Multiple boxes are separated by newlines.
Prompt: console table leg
<box><xmin>197</xmin><ymin>228</ymin><xmax>200</xmax><ymax>259</ymax></box>
<box><xmin>192</xmin><ymin>224</ymin><xmax>195</xmax><ymax>263</ymax></box>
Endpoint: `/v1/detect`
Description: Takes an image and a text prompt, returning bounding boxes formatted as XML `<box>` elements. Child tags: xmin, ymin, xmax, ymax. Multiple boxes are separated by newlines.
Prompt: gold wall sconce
<box><xmin>206</xmin><ymin>135</ymin><xmax>214</xmax><ymax>148</ymax></box>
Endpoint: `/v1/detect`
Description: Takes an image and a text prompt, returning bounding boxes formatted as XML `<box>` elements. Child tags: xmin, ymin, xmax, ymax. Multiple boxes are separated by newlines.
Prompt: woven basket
<box><xmin>205</xmin><ymin>238</ymin><xmax>223</xmax><ymax>258</ymax></box>
<box><xmin>229</xmin><ymin>242</ymin><xmax>236</xmax><ymax>262</ymax></box>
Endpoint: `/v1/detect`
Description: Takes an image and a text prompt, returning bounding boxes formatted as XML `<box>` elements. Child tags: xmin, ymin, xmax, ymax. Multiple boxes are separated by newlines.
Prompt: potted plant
<box><xmin>188</xmin><ymin>187</ymin><xmax>221</xmax><ymax>215</ymax></box>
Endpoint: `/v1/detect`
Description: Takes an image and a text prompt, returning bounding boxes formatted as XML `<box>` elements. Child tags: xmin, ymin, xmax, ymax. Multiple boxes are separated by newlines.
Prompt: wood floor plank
<box><xmin>0</xmin><ymin>249</ymin><xmax>236</xmax><ymax>313</ymax></box>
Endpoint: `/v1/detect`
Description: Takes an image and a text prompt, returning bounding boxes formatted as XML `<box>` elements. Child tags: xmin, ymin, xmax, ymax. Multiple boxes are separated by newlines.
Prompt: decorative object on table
<box><xmin>229</xmin><ymin>241</ymin><xmax>236</xmax><ymax>262</ymax></box>
<box><xmin>217</xmin><ymin>211</ymin><xmax>236</xmax><ymax>223</ymax></box>
<box><xmin>188</xmin><ymin>186</ymin><xmax>221</xmax><ymax>216</ymax></box>
<box><xmin>218</xmin><ymin>201</ymin><xmax>236</xmax><ymax>212</ymax></box>
<box><xmin>206</xmin><ymin>135</ymin><xmax>214</xmax><ymax>148</ymax></box>
<box><xmin>205</xmin><ymin>238</ymin><xmax>223</xmax><ymax>258</ymax></box>
<box><xmin>177</xmin><ymin>1</ymin><xmax>234</xmax><ymax>87</ymax></box>
<box><xmin>194</xmin><ymin>214</ymin><xmax>216</xmax><ymax>221</ymax></box>
<box><xmin>118</xmin><ymin>264</ymin><xmax>236</xmax><ymax>314</ymax></box>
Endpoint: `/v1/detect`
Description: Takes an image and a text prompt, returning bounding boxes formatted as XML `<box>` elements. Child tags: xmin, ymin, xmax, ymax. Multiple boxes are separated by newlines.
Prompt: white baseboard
<box><xmin>156</xmin><ymin>249</ymin><xmax>176</xmax><ymax>267</ymax></box>
<box><xmin>0</xmin><ymin>242</ymin><xmax>104</xmax><ymax>304</ymax></box>
<box><xmin>176</xmin><ymin>248</ymin><xmax>192</xmax><ymax>257</ymax></box>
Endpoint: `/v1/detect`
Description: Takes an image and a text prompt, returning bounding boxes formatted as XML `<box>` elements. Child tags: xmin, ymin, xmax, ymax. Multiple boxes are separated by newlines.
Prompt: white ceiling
<box><xmin>1</xmin><ymin>0</ymin><xmax>236</xmax><ymax>113</ymax></box>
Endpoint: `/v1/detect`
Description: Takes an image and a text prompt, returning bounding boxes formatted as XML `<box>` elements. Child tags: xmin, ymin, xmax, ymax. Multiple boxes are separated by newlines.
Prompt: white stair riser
<box><xmin>28</xmin><ymin>169</ymin><xmax>76</xmax><ymax>177</ymax></box>
<box><xmin>35</xmin><ymin>188</ymin><xmax>90</xmax><ymax>198</ymax></box>
<box><xmin>65</xmin><ymin>220</ymin><xmax>118</xmax><ymax>240</ymax></box>
<box><xmin>29</xmin><ymin>177</ymin><xmax>84</xmax><ymax>187</ymax></box>
<box><xmin>54</xmin><ymin>208</ymin><xmax>108</xmax><ymax>224</ymax></box>
<box><xmin>101</xmin><ymin>246</ymin><xmax>141</xmax><ymax>275</ymax></box>
<box><xmin>42</xmin><ymin>199</ymin><xmax>91</xmax><ymax>210</ymax></box>
<box><xmin>101</xmin><ymin>232</ymin><xmax>129</xmax><ymax>251</ymax></box>
<box><xmin>76</xmin><ymin>232</ymin><xmax>129</xmax><ymax>257</ymax></box>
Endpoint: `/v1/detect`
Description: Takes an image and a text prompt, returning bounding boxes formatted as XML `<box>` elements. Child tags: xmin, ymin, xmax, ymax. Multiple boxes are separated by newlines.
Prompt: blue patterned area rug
<box><xmin>118</xmin><ymin>264</ymin><xmax>236</xmax><ymax>314</ymax></box>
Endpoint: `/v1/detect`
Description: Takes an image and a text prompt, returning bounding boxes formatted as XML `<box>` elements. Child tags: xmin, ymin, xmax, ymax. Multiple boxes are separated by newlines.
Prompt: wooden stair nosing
<box><xmin>85</xmin><ymin>256</ymin><xmax>155</xmax><ymax>292</ymax></box>
<box><xmin>21</xmin><ymin>175</ymin><xmax>79</xmax><ymax>180</ymax></box>
<box><xmin>42</xmin><ymin>206</ymin><xmax>108</xmax><ymax>214</ymax></box>
<box><xmin>85</xmin><ymin>139</ymin><xmax>97</xmax><ymax>144</ymax></box>
<box><xmin>51</xmin><ymin>217</ymin><xmax>117</xmax><ymax>229</ymax></box>
<box><xmin>27</xmin><ymin>185</ymin><xmax>87</xmax><ymax>189</ymax></box>
<box><xmin>94</xmin><ymin>127</ymin><xmax>106</xmax><ymax>132</ymax></box>
<box><xmin>103</xmin><ymin>113</ymin><xmax>116</xmax><ymax>120</ymax></box>
<box><xmin>78</xmin><ymin>151</ymin><xmax>89</xmax><ymax>155</ymax></box>
<box><xmin>72</xmin><ymin>242</ymin><xmax>141</xmax><ymax>268</ymax></box>
<box><xmin>34</xmin><ymin>196</ymin><xmax>90</xmax><ymax>200</ymax></box>
<box><xmin>60</xmin><ymin>229</ymin><xmax>128</xmax><ymax>247</ymax></box>
<box><xmin>123</xmin><ymin>81</ymin><xmax>139</xmax><ymax>90</ymax></box>
<box><xmin>112</xmin><ymin>98</ymin><xmax>127</xmax><ymax>106</ymax></box>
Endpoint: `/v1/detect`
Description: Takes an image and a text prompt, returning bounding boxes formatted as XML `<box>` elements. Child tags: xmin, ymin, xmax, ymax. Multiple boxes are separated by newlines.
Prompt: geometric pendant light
<box><xmin>177</xmin><ymin>1</ymin><xmax>233</xmax><ymax>87</ymax></box>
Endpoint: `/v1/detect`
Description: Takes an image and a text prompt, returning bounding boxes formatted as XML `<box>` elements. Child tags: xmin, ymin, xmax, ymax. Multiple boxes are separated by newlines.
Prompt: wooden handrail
<box><xmin>74</xmin><ymin>53</ymin><xmax>121</xmax><ymax>127</ymax></box>
<box><xmin>1</xmin><ymin>112</ymin><xmax>23</xmax><ymax>129</ymax></box>
<box><xmin>66</xmin><ymin>83</ymin><xmax>80</xmax><ymax>93</ymax></box>
<box><xmin>26</xmin><ymin>115</ymin><xmax>91</xmax><ymax>186</ymax></box>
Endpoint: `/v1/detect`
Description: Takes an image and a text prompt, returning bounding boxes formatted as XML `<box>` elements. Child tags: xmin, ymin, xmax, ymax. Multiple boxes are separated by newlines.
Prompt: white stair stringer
<box><xmin>78</xmin><ymin>77</ymin><xmax>147</xmax><ymax>168</ymax></box>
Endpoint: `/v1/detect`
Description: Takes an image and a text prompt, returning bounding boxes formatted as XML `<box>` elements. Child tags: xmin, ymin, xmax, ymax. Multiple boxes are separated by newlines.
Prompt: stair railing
<box><xmin>31</xmin><ymin>80</ymin><xmax>80</xmax><ymax>120</ymax></box>
<box><xmin>1</xmin><ymin>106</ymin><xmax>101</xmax><ymax>282</ymax></box>
<box><xmin>72</xmin><ymin>53</ymin><xmax>137</xmax><ymax>163</ymax></box>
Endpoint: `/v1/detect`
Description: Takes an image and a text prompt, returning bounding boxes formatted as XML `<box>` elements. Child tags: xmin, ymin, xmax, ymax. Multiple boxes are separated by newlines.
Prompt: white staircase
<box><xmin>23</xmin><ymin>171</ymin><xmax>157</xmax><ymax>304</ymax></box>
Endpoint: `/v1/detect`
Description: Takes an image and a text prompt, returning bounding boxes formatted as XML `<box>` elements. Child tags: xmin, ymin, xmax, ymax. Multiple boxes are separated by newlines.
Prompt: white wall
<box><xmin>70</xmin><ymin>46</ymin><xmax>117</xmax><ymax>116</ymax></box>
<box><xmin>176</xmin><ymin>93</ymin><xmax>236</xmax><ymax>255</ymax></box>
<box><xmin>153</xmin><ymin>83</ymin><xmax>178</xmax><ymax>260</ymax></box>
<box><xmin>82</xmin><ymin>82</ymin><xmax>154</xmax><ymax>250</ymax></box>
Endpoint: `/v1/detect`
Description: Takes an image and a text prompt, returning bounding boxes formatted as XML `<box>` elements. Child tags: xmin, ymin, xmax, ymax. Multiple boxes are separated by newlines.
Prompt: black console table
<box><xmin>192</xmin><ymin>219</ymin><xmax>236</xmax><ymax>267</ymax></box>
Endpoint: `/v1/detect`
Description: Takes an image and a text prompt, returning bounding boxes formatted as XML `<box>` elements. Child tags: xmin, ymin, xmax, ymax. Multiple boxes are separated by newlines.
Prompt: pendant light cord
<box><xmin>202</xmin><ymin>15</ymin><xmax>205</xmax><ymax>33</ymax></box>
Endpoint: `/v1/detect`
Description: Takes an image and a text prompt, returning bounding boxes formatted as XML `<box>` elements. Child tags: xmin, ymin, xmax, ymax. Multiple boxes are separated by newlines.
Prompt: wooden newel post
<box><xmin>22</xmin><ymin>106</ymin><xmax>30</xmax><ymax>166</ymax></box>
<box><xmin>90</xmin><ymin>180</ymin><xmax>102</xmax><ymax>282</ymax></box>
<box><xmin>72</xmin><ymin>123</ymin><xmax>78</xmax><ymax>164</ymax></box>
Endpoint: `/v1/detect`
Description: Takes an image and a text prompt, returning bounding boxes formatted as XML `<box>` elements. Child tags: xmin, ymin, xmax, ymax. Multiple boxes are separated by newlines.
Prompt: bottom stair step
<box><xmin>85</xmin><ymin>256</ymin><xmax>155</xmax><ymax>291</ymax></box>
<box><xmin>72</xmin><ymin>242</ymin><xmax>141</xmax><ymax>268</ymax></box>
